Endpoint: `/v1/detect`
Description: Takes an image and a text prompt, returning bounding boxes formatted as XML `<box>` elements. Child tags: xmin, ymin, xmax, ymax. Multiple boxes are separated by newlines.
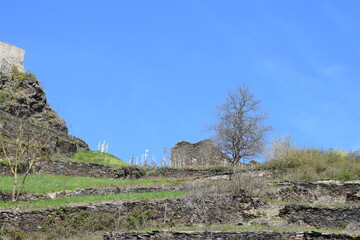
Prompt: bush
<box><xmin>189</xmin><ymin>171</ymin><xmax>267</xmax><ymax>197</ymax></box>
<box><xmin>123</xmin><ymin>209</ymin><xmax>152</xmax><ymax>230</ymax></box>
<box><xmin>0</xmin><ymin>227</ymin><xmax>24</xmax><ymax>240</ymax></box>
<box><xmin>264</xmin><ymin>136</ymin><xmax>360</xmax><ymax>181</ymax></box>
<box><xmin>41</xmin><ymin>207</ymin><xmax>117</xmax><ymax>238</ymax></box>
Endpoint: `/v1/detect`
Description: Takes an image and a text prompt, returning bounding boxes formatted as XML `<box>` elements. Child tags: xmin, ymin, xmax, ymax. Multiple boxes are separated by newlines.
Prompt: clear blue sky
<box><xmin>2</xmin><ymin>0</ymin><xmax>360</xmax><ymax>164</ymax></box>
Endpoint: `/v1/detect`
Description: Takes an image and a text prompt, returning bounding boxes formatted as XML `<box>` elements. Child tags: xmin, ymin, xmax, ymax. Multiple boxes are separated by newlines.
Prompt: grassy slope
<box><xmin>0</xmin><ymin>174</ymin><xmax>183</xmax><ymax>194</ymax></box>
<box><xmin>69</xmin><ymin>151</ymin><xmax>129</xmax><ymax>167</ymax></box>
<box><xmin>0</xmin><ymin>191</ymin><xmax>188</xmax><ymax>209</ymax></box>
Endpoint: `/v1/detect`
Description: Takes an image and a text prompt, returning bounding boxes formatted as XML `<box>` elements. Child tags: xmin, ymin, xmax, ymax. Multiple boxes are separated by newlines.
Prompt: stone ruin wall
<box><xmin>0</xmin><ymin>41</ymin><xmax>25</xmax><ymax>74</ymax></box>
<box><xmin>170</xmin><ymin>139</ymin><xmax>230</xmax><ymax>167</ymax></box>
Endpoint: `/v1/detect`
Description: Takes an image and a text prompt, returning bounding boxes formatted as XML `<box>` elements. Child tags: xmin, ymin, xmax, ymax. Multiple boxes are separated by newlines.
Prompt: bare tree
<box><xmin>0</xmin><ymin>120</ymin><xmax>50</xmax><ymax>202</ymax></box>
<box><xmin>212</xmin><ymin>86</ymin><xmax>271</xmax><ymax>166</ymax></box>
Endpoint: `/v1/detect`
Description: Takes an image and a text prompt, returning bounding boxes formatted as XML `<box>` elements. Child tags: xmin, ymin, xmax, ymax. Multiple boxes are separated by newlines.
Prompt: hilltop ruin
<box><xmin>0</xmin><ymin>41</ymin><xmax>25</xmax><ymax>74</ymax></box>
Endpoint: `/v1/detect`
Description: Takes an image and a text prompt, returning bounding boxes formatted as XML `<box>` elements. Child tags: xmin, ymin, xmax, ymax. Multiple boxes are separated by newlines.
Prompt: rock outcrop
<box><xmin>170</xmin><ymin>139</ymin><xmax>230</xmax><ymax>166</ymax></box>
<box><xmin>0</xmin><ymin>72</ymin><xmax>68</xmax><ymax>132</ymax></box>
<box><xmin>0</xmin><ymin>42</ymin><xmax>88</xmax><ymax>156</ymax></box>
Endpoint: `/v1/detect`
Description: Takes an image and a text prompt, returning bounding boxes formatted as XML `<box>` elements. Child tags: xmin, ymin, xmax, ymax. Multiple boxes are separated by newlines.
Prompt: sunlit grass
<box><xmin>0</xmin><ymin>191</ymin><xmax>188</xmax><ymax>209</ymax></box>
<box><xmin>69</xmin><ymin>151</ymin><xmax>129</xmax><ymax>167</ymax></box>
<box><xmin>0</xmin><ymin>174</ymin><xmax>183</xmax><ymax>194</ymax></box>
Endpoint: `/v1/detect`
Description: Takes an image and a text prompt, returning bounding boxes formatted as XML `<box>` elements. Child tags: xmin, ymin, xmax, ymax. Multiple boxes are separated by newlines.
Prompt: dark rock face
<box><xmin>0</xmin><ymin>72</ymin><xmax>67</xmax><ymax>133</ymax></box>
<box><xmin>0</xmin><ymin>111</ymin><xmax>88</xmax><ymax>156</ymax></box>
<box><xmin>0</xmin><ymin>71</ymin><xmax>89</xmax><ymax>156</ymax></box>
<box><xmin>170</xmin><ymin>139</ymin><xmax>230</xmax><ymax>166</ymax></box>
<box><xmin>279</xmin><ymin>204</ymin><xmax>360</xmax><ymax>229</ymax></box>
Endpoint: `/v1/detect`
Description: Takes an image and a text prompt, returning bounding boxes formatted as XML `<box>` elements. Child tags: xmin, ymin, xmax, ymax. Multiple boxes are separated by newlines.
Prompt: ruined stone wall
<box><xmin>170</xmin><ymin>139</ymin><xmax>230</xmax><ymax>167</ymax></box>
<box><xmin>0</xmin><ymin>41</ymin><xmax>25</xmax><ymax>74</ymax></box>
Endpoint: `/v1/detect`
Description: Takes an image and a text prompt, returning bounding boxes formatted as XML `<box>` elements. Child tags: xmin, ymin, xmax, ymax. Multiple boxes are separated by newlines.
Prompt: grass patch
<box><xmin>0</xmin><ymin>174</ymin><xmax>183</xmax><ymax>194</ymax></box>
<box><xmin>0</xmin><ymin>191</ymin><xmax>188</xmax><ymax>209</ymax></box>
<box><xmin>69</xmin><ymin>151</ymin><xmax>129</xmax><ymax>167</ymax></box>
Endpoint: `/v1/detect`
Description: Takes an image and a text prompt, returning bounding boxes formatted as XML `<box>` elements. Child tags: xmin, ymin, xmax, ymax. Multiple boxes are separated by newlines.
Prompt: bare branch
<box><xmin>212</xmin><ymin>86</ymin><xmax>271</xmax><ymax>166</ymax></box>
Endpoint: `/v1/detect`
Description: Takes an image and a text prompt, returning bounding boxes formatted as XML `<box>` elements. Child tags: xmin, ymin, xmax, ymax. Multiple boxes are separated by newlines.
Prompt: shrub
<box><xmin>124</xmin><ymin>209</ymin><xmax>152</xmax><ymax>230</ymax></box>
<box><xmin>264</xmin><ymin>136</ymin><xmax>360</xmax><ymax>181</ymax></box>
<box><xmin>41</xmin><ymin>207</ymin><xmax>117</xmax><ymax>238</ymax></box>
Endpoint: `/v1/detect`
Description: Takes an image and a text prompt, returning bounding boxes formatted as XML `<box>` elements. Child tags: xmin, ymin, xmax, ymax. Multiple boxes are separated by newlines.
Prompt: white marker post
<box><xmin>98</xmin><ymin>141</ymin><xmax>109</xmax><ymax>153</ymax></box>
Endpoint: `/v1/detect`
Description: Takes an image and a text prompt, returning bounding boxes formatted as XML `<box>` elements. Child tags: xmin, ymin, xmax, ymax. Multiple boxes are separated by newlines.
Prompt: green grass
<box><xmin>69</xmin><ymin>151</ymin><xmax>129</xmax><ymax>167</ymax></box>
<box><xmin>0</xmin><ymin>191</ymin><xmax>188</xmax><ymax>209</ymax></box>
<box><xmin>0</xmin><ymin>174</ymin><xmax>183</xmax><ymax>194</ymax></box>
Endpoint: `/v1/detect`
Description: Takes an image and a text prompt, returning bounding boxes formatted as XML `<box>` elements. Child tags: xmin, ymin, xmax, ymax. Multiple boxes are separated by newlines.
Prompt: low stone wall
<box><xmin>145</xmin><ymin>166</ymin><xmax>233</xmax><ymax>178</ymax></box>
<box><xmin>0</xmin><ymin>194</ymin><xmax>263</xmax><ymax>232</ymax></box>
<box><xmin>0</xmin><ymin>160</ymin><xmax>236</xmax><ymax>179</ymax></box>
<box><xmin>103</xmin><ymin>230</ymin><xmax>360</xmax><ymax>240</ymax></box>
<box><xmin>33</xmin><ymin>160</ymin><xmax>146</xmax><ymax>179</ymax></box>
<box><xmin>0</xmin><ymin>186</ymin><xmax>192</xmax><ymax>202</ymax></box>
<box><xmin>271</xmin><ymin>181</ymin><xmax>360</xmax><ymax>203</ymax></box>
<box><xmin>279</xmin><ymin>204</ymin><xmax>360</xmax><ymax>229</ymax></box>
<box><xmin>0</xmin><ymin>160</ymin><xmax>145</xmax><ymax>179</ymax></box>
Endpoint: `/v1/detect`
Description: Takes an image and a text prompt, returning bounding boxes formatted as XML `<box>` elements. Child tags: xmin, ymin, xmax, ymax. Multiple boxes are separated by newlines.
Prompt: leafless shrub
<box><xmin>189</xmin><ymin>172</ymin><xmax>268</xmax><ymax>198</ymax></box>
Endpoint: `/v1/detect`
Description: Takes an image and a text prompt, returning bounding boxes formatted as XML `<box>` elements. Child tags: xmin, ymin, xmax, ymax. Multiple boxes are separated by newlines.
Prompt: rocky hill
<box><xmin>0</xmin><ymin>44</ymin><xmax>89</xmax><ymax>156</ymax></box>
<box><xmin>0</xmin><ymin>71</ymin><xmax>68</xmax><ymax>132</ymax></box>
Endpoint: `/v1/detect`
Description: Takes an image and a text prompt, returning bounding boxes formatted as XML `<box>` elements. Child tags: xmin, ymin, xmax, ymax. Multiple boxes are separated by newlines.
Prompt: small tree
<box><xmin>0</xmin><ymin>120</ymin><xmax>50</xmax><ymax>202</ymax></box>
<box><xmin>212</xmin><ymin>86</ymin><xmax>271</xmax><ymax>167</ymax></box>
<box><xmin>265</xmin><ymin>134</ymin><xmax>297</xmax><ymax>170</ymax></box>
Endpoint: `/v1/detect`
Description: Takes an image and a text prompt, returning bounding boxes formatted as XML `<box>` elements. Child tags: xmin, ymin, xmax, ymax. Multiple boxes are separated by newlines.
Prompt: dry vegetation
<box><xmin>262</xmin><ymin>135</ymin><xmax>360</xmax><ymax>181</ymax></box>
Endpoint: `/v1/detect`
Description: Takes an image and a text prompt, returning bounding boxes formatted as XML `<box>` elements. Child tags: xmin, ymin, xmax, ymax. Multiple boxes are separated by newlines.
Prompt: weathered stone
<box><xmin>170</xmin><ymin>139</ymin><xmax>230</xmax><ymax>167</ymax></box>
<box><xmin>269</xmin><ymin>181</ymin><xmax>360</xmax><ymax>203</ymax></box>
<box><xmin>0</xmin><ymin>72</ymin><xmax>68</xmax><ymax>133</ymax></box>
<box><xmin>0</xmin><ymin>41</ymin><xmax>25</xmax><ymax>74</ymax></box>
<box><xmin>279</xmin><ymin>204</ymin><xmax>360</xmax><ymax>229</ymax></box>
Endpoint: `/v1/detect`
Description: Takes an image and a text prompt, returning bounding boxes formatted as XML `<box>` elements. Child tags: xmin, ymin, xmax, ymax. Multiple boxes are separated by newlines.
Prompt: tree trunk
<box><xmin>12</xmin><ymin>174</ymin><xmax>18</xmax><ymax>202</ymax></box>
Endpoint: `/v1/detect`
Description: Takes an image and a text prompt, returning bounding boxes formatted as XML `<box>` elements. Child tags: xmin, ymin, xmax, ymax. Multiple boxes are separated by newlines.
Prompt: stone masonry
<box><xmin>170</xmin><ymin>139</ymin><xmax>230</xmax><ymax>166</ymax></box>
<box><xmin>0</xmin><ymin>41</ymin><xmax>25</xmax><ymax>74</ymax></box>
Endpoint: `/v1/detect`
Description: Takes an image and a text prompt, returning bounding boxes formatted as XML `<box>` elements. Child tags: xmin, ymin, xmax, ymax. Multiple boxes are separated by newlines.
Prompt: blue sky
<box><xmin>2</xmin><ymin>0</ymin><xmax>360</xmax><ymax>164</ymax></box>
